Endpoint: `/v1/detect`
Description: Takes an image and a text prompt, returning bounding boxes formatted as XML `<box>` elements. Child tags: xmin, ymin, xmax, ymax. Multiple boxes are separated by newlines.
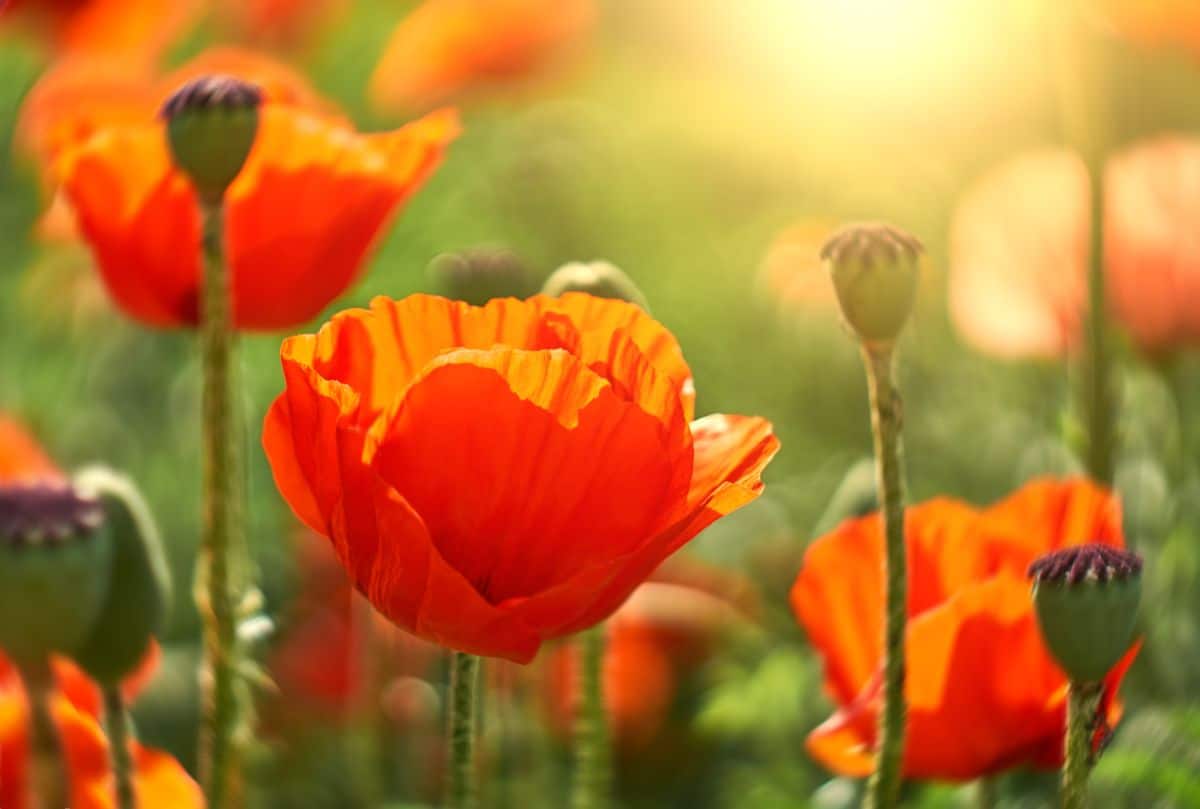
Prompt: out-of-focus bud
<box><xmin>428</xmin><ymin>246</ymin><xmax>538</xmax><ymax>305</ymax></box>
<box><xmin>542</xmin><ymin>260</ymin><xmax>649</xmax><ymax>309</ymax></box>
<box><xmin>70</xmin><ymin>467</ymin><xmax>172</xmax><ymax>685</ymax></box>
<box><xmin>820</xmin><ymin>223</ymin><xmax>922</xmax><ymax>347</ymax></box>
<box><xmin>0</xmin><ymin>481</ymin><xmax>112</xmax><ymax>667</ymax></box>
<box><xmin>161</xmin><ymin>75</ymin><xmax>262</xmax><ymax>202</ymax></box>
<box><xmin>1029</xmin><ymin>543</ymin><xmax>1143</xmax><ymax>683</ymax></box>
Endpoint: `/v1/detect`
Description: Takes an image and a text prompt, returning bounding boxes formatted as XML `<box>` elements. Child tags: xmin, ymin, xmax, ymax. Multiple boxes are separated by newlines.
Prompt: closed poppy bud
<box><xmin>1029</xmin><ymin>543</ymin><xmax>1143</xmax><ymax>683</ymax></box>
<box><xmin>542</xmin><ymin>261</ymin><xmax>650</xmax><ymax>309</ymax></box>
<box><xmin>0</xmin><ymin>482</ymin><xmax>112</xmax><ymax>667</ymax></box>
<box><xmin>70</xmin><ymin>466</ymin><xmax>172</xmax><ymax>685</ymax></box>
<box><xmin>161</xmin><ymin>75</ymin><xmax>263</xmax><ymax>201</ymax></box>
<box><xmin>429</xmin><ymin>246</ymin><xmax>538</xmax><ymax>305</ymax></box>
<box><xmin>821</xmin><ymin>223</ymin><xmax>922</xmax><ymax>346</ymax></box>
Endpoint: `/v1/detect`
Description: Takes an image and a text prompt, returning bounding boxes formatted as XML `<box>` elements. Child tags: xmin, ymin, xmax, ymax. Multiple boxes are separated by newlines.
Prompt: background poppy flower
<box><xmin>0</xmin><ymin>415</ymin><xmax>60</xmax><ymax>483</ymax></box>
<box><xmin>262</xmin><ymin>293</ymin><xmax>778</xmax><ymax>662</ymax></box>
<box><xmin>54</xmin><ymin>83</ymin><xmax>459</xmax><ymax>329</ymax></box>
<box><xmin>0</xmin><ymin>652</ymin><xmax>202</xmax><ymax>809</ymax></box>
<box><xmin>950</xmin><ymin>136</ymin><xmax>1200</xmax><ymax>357</ymax></box>
<box><xmin>368</xmin><ymin>0</ymin><xmax>595</xmax><ymax>113</ymax></box>
<box><xmin>0</xmin><ymin>0</ymin><xmax>198</xmax><ymax>65</ymax></box>
<box><xmin>790</xmin><ymin>478</ymin><xmax>1140</xmax><ymax>781</ymax></box>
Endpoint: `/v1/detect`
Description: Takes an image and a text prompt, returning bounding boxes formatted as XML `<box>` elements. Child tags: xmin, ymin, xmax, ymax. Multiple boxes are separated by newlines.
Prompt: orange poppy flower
<box><xmin>262</xmin><ymin>293</ymin><xmax>779</xmax><ymax>662</ymax></box>
<box><xmin>544</xmin><ymin>559</ymin><xmax>757</xmax><ymax>750</ymax></box>
<box><xmin>0</xmin><ymin>416</ymin><xmax>60</xmax><ymax>484</ymax></box>
<box><xmin>49</xmin><ymin>57</ymin><xmax>458</xmax><ymax>330</ymax></box>
<box><xmin>790</xmin><ymin>478</ymin><xmax>1139</xmax><ymax>781</ymax></box>
<box><xmin>0</xmin><ymin>0</ymin><xmax>197</xmax><ymax>65</ymax></box>
<box><xmin>369</xmin><ymin>0</ymin><xmax>595</xmax><ymax>112</ymax></box>
<box><xmin>0</xmin><ymin>653</ymin><xmax>202</xmax><ymax>809</ymax></box>
<box><xmin>951</xmin><ymin>137</ymin><xmax>1200</xmax><ymax>357</ymax></box>
<box><xmin>215</xmin><ymin>0</ymin><xmax>349</xmax><ymax>49</ymax></box>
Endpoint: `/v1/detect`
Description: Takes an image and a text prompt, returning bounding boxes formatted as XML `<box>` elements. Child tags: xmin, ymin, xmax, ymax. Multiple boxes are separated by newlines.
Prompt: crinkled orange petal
<box><xmin>979</xmin><ymin>477</ymin><xmax>1124</xmax><ymax>566</ymax></box>
<box><xmin>368</xmin><ymin>0</ymin><xmax>594</xmax><ymax>112</ymax></box>
<box><xmin>128</xmin><ymin>744</ymin><xmax>205</xmax><ymax>808</ymax></box>
<box><xmin>0</xmin><ymin>415</ymin><xmax>60</xmax><ymax>483</ymax></box>
<box><xmin>53</xmin><ymin>0</ymin><xmax>199</xmax><ymax>66</ymax></box>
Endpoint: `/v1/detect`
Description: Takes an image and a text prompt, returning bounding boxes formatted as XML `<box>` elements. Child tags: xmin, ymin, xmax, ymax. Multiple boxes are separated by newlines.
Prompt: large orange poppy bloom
<box><xmin>950</xmin><ymin>137</ymin><xmax>1200</xmax><ymax>357</ymax></box>
<box><xmin>44</xmin><ymin>51</ymin><xmax>458</xmax><ymax>330</ymax></box>
<box><xmin>262</xmin><ymin>293</ymin><xmax>778</xmax><ymax>662</ymax></box>
<box><xmin>790</xmin><ymin>478</ymin><xmax>1139</xmax><ymax>781</ymax></box>
<box><xmin>369</xmin><ymin>0</ymin><xmax>595</xmax><ymax>113</ymax></box>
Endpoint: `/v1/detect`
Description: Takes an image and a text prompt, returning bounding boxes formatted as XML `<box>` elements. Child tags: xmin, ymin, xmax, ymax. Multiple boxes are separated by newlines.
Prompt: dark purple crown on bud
<box><xmin>160</xmin><ymin>75</ymin><xmax>263</xmax><ymax>121</ymax></box>
<box><xmin>0</xmin><ymin>482</ymin><xmax>105</xmax><ymax>547</ymax></box>
<box><xmin>820</xmin><ymin>222</ymin><xmax>923</xmax><ymax>345</ymax></box>
<box><xmin>819</xmin><ymin>223</ymin><xmax>924</xmax><ymax>268</ymax></box>
<box><xmin>1028</xmin><ymin>543</ymin><xmax>1143</xmax><ymax>585</ymax></box>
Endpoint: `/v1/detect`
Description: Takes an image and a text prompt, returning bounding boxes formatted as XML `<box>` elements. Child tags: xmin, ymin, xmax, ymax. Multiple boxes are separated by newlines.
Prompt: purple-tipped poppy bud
<box><xmin>429</xmin><ymin>246</ymin><xmax>538</xmax><ymax>305</ymax></box>
<box><xmin>0</xmin><ymin>482</ymin><xmax>113</xmax><ymax>667</ymax></box>
<box><xmin>161</xmin><ymin>75</ymin><xmax>262</xmax><ymax>202</ymax></box>
<box><xmin>71</xmin><ymin>467</ymin><xmax>172</xmax><ymax>685</ymax></box>
<box><xmin>821</xmin><ymin>223</ymin><xmax>922</xmax><ymax>346</ymax></box>
<box><xmin>1029</xmin><ymin>543</ymin><xmax>1143</xmax><ymax>683</ymax></box>
<box><xmin>542</xmin><ymin>261</ymin><xmax>650</xmax><ymax>310</ymax></box>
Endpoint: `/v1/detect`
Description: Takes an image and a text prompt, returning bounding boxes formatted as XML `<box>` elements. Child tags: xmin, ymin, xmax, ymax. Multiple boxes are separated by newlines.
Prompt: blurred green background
<box><xmin>2</xmin><ymin>0</ymin><xmax>1200</xmax><ymax>806</ymax></box>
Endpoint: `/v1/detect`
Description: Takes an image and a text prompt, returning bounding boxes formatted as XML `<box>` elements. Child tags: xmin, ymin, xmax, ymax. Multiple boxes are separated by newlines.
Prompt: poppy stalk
<box><xmin>821</xmin><ymin>223</ymin><xmax>922</xmax><ymax>809</ymax></box>
<box><xmin>161</xmin><ymin>75</ymin><xmax>262</xmax><ymax>807</ymax></box>
<box><xmin>22</xmin><ymin>659</ymin><xmax>67</xmax><ymax>809</ymax></box>
<box><xmin>447</xmin><ymin>651</ymin><xmax>480</xmax><ymax>809</ymax></box>
<box><xmin>572</xmin><ymin>625</ymin><xmax>611</xmax><ymax>809</ymax></box>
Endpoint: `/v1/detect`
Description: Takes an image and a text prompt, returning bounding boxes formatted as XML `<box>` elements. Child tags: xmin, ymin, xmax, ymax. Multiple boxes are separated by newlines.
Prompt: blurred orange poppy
<box><xmin>951</xmin><ymin>136</ymin><xmax>1200</xmax><ymax>357</ymax></box>
<box><xmin>0</xmin><ymin>653</ymin><xmax>201</xmax><ymax>809</ymax></box>
<box><xmin>369</xmin><ymin>0</ymin><xmax>595</xmax><ymax>113</ymax></box>
<box><xmin>790</xmin><ymin>478</ymin><xmax>1139</xmax><ymax>781</ymax></box>
<box><xmin>215</xmin><ymin>0</ymin><xmax>348</xmax><ymax>50</ymax></box>
<box><xmin>0</xmin><ymin>416</ymin><xmax>59</xmax><ymax>483</ymax></box>
<box><xmin>544</xmin><ymin>559</ymin><xmax>757</xmax><ymax>750</ymax></box>
<box><xmin>0</xmin><ymin>0</ymin><xmax>197</xmax><ymax>65</ymax></box>
<box><xmin>262</xmin><ymin>293</ymin><xmax>778</xmax><ymax>662</ymax></box>
<box><xmin>45</xmin><ymin>52</ymin><xmax>458</xmax><ymax>330</ymax></box>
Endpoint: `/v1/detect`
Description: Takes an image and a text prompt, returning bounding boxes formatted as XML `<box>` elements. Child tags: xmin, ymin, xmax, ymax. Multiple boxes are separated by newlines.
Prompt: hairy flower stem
<box><xmin>21</xmin><ymin>659</ymin><xmax>66</xmax><ymax>809</ymax></box>
<box><xmin>573</xmin><ymin>625</ymin><xmax>612</xmax><ymax>809</ymax></box>
<box><xmin>447</xmin><ymin>652</ymin><xmax>481</xmax><ymax>809</ymax></box>
<box><xmin>862</xmin><ymin>345</ymin><xmax>908</xmax><ymax>809</ymax></box>
<box><xmin>103</xmin><ymin>684</ymin><xmax>137</xmax><ymax>809</ymax></box>
<box><xmin>197</xmin><ymin>199</ymin><xmax>248</xmax><ymax>808</ymax></box>
<box><xmin>1063</xmin><ymin>680</ymin><xmax>1102</xmax><ymax>809</ymax></box>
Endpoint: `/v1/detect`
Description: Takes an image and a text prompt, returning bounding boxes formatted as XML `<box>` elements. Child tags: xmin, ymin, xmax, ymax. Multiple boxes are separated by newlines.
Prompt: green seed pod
<box><xmin>0</xmin><ymin>482</ymin><xmax>113</xmax><ymax>668</ymax></box>
<box><xmin>820</xmin><ymin>223</ymin><xmax>922</xmax><ymax>347</ymax></box>
<box><xmin>542</xmin><ymin>261</ymin><xmax>650</xmax><ymax>310</ymax></box>
<box><xmin>71</xmin><ymin>467</ymin><xmax>172</xmax><ymax>685</ymax></box>
<box><xmin>429</xmin><ymin>246</ymin><xmax>538</xmax><ymax>305</ymax></box>
<box><xmin>161</xmin><ymin>75</ymin><xmax>262</xmax><ymax>202</ymax></box>
<box><xmin>1029</xmin><ymin>544</ymin><xmax>1142</xmax><ymax>684</ymax></box>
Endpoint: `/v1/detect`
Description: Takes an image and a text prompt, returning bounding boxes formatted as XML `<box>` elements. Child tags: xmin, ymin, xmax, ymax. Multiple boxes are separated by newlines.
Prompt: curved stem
<box><xmin>197</xmin><ymin>199</ymin><xmax>248</xmax><ymax>808</ymax></box>
<box><xmin>862</xmin><ymin>345</ymin><xmax>908</xmax><ymax>809</ymax></box>
<box><xmin>21</xmin><ymin>659</ymin><xmax>66</xmax><ymax>809</ymax></box>
<box><xmin>1064</xmin><ymin>680</ymin><xmax>1102</xmax><ymax>809</ymax></box>
<box><xmin>573</xmin><ymin>625</ymin><xmax>611</xmax><ymax>809</ymax></box>
<box><xmin>103</xmin><ymin>684</ymin><xmax>137</xmax><ymax>809</ymax></box>
<box><xmin>446</xmin><ymin>652</ymin><xmax>481</xmax><ymax>809</ymax></box>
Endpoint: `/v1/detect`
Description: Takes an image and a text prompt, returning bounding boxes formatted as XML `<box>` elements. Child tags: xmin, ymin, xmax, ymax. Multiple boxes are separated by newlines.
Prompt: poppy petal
<box><xmin>0</xmin><ymin>416</ymin><xmax>61</xmax><ymax>483</ymax></box>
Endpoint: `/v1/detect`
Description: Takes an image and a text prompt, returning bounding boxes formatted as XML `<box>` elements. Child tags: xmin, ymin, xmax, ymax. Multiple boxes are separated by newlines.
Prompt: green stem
<box><xmin>197</xmin><ymin>199</ymin><xmax>248</xmax><ymax>808</ymax></box>
<box><xmin>446</xmin><ymin>652</ymin><xmax>480</xmax><ymax>809</ymax></box>
<box><xmin>103</xmin><ymin>684</ymin><xmax>136</xmax><ymax>809</ymax></box>
<box><xmin>573</xmin><ymin>625</ymin><xmax>611</xmax><ymax>809</ymax></box>
<box><xmin>975</xmin><ymin>776</ymin><xmax>997</xmax><ymax>809</ymax></box>
<box><xmin>1063</xmin><ymin>681</ymin><xmax>1102</xmax><ymax>809</ymax></box>
<box><xmin>21</xmin><ymin>659</ymin><xmax>66</xmax><ymax>809</ymax></box>
<box><xmin>862</xmin><ymin>345</ymin><xmax>908</xmax><ymax>809</ymax></box>
<box><xmin>1082</xmin><ymin>157</ymin><xmax>1115</xmax><ymax>487</ymax></box>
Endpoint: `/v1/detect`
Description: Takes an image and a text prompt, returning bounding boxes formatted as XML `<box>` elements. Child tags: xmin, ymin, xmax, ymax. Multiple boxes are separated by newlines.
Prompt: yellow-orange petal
<box><xmin>0</xmin><ymin>415</ymin><xmax>60</xmax><ymax>483</ymax></box>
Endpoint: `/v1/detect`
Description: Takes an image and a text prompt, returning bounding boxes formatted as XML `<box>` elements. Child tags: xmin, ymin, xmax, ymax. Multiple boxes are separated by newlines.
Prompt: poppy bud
<box><xmin>161</xmin><ymin>75</ymin><xmax>262</xmax><ymax>202</ymax></box>
<box><xmin>429</xmin><ymin>246</ymin><xmax>538</xmax><ymax>305</ymax></box>
<box><xmin>1029</xmin><ymin>544</ymin><xmax>1143</xmax><ymax>683</ymax></box>
<box><xmin>542</xmin><ymin>261</ymin><xmax>650</xmax><ymax>309</ymax></box>
<box><xmin>70</xmin><ymin>467</ymin><xmax>172</xmax><ymax>685</ymax></box>
<box><xmin>0</xmin><ymin>482</ymin><xmax>113</xmax><ymax>667</ymax></box>
<box><xmin>820</xmin><ymin>223</ymin><xmax>922</xmax><ymax>346</ymax></box>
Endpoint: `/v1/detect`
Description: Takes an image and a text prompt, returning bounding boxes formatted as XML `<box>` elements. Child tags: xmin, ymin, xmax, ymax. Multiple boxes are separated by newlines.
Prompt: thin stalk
<box><xmin>975</xmin><ymin>776</ymin><xmax>997</xmax><ymax>809</ymax></box>
<box><xmin>573</xmin><ymin>625</ymin><xmax>611</xmax><ymax>809</ymax></box>
<box><xmin>196</xmin><ymin>199</ymin><xmax>248</xmax><ymax>807</ymax></box>
<box><xmin>1082</xmin><ymin>159</ymin><xmax>1114</xmax><ymax>486</ymax></box>
<box><xmin>21</xmin><ymin>659</ymin><xmax>66</xmax><ymax>809</ymax></box>
<box><xmin>862</xmin><ymin>345</ymin><xmax>908</xmax><ymax>809</ymax></box>
<box><xmin>103</xmin><ymin>683</ymin><xmax>136</xmax><ymax>809</ymax></box>
<box><xmin>1063</xmin><ymin>681</ymin><xmax>1102</xmax><ymax>809</ymax></box>
<box><xmin>447</xmin><ymin>652</ymin><xmax>481</xmax><ymax>809</ymax></box>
